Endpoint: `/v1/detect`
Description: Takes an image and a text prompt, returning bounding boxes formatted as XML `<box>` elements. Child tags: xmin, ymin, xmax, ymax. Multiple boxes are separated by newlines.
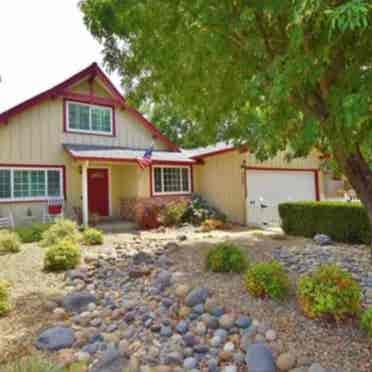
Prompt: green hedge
<box><xmin>278</xmin><ymin>201</ymin><xmax>371</xmax><ymax>244</ymax></box>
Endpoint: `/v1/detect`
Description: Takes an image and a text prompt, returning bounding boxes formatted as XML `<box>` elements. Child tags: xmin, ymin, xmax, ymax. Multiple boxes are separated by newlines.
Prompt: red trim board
<box><xmin>0</xmin><ymin>63</ymin><xmax>180</xmax><ymax>152</ymax></box>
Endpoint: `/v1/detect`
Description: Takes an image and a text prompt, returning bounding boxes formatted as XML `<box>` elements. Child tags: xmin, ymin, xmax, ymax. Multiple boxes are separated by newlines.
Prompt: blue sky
<box><xmin>0</xmin><ymin>0</ymin><xmax>121</xmax><ymax>112</ymax></box>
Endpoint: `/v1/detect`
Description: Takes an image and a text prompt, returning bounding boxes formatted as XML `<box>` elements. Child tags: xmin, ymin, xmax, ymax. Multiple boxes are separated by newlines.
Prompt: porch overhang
<box><xmin>63</xmin><ymin>144</ymin><xmax>195</xmax><ymax>166</ymax></box>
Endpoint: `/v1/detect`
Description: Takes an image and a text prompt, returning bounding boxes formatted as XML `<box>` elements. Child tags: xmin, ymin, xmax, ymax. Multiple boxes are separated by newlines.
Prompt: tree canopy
<box><xmin>80</xmin><ymin>0</ymin><xmax>372</xmax><ymax>218</ymax></box>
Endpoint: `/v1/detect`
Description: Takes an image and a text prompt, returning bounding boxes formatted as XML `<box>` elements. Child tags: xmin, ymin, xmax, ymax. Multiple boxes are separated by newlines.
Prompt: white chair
<box><xmin>43</xmin><ymin>199</ymin><xmax>64</xmax><ymax>223</ymax></box>
<box><xmin>0</xmin><ymin>212</ymin><xmax>15</xmax><ymax>230</ymax></box>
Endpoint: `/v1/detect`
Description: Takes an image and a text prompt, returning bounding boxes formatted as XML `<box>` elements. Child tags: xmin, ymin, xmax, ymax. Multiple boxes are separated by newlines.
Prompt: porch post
<box><xmin>82</xmin><ymin>161</ymin><xmax>89</xmax><ymax>227</ymax></box>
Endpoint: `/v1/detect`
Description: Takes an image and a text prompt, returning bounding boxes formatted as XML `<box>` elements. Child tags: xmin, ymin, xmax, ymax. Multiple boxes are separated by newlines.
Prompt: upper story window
<box><xmin>152</xmin><ymin>166</ymin><xmax>191</xmax><ymax>195</ymax></box>
<box><xmin>66</xmin><ymin>101</ymin><xmax>113</xmax><ymax>135</ymax></box>
<box><xmin>0</xmin><ymin>167</ymin><xmax>63</xmax><ymax>202</ymax></box>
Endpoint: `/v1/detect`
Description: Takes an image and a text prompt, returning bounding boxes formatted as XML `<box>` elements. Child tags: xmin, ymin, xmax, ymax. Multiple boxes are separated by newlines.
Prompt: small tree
<box><xmin>81</xmin><ymin>1</ymin><xmax>372</xmax><ymax>223</ymax></box>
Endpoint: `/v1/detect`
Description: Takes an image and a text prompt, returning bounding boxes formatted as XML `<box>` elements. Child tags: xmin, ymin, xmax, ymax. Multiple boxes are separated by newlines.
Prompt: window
<box><xmin>153</xmin><ymin>166</ymin><xmax>191</xmax><ymax>195</ymax></box>
<box><xmin>0</xmin><ymin>167</ymin><xmax>63</xmax><ymax>201</ymax></box>
<box><xmin>66</xmin><ymin>101</ymin><xmax>113</xmax><ymax>135</ymax></box>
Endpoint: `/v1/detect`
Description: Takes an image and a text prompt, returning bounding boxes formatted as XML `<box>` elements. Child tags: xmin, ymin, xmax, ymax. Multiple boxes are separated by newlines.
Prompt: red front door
<box><xmin>88</xmin><ymin>169</ymin><xmax>109</xmax><ymax>217</ymax></box>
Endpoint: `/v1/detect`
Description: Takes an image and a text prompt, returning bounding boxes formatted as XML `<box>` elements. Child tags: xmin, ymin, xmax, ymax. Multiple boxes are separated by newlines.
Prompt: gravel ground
<box><xmin>1</xmin><ymin>227</ymin><xmax>371</xmax><ymax>371</ymax></box>
<box><xmin>167</xmin><ymin>230</ymin><xmax>372</xmax><ymax>372</ymax></box>
<box><xmin>0</xmin><ymin>244</ymin><xmax>66</xmax><ymax>364</ymax></box>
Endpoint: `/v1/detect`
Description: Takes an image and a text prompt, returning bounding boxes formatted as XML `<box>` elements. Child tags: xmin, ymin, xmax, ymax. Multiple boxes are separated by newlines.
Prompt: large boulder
<box><xmin>35</xmin><ymin>326</ymin><xmax>75</xmax><ymax>351</ymax></box>
<box><xmin>185</xmin><ymin>287</ymin><xmax>209</xmax><ymax>307</ymax></box>
<box><xmin>245</xmin><ymin>343</ymin><xmax>276</xmax><ymax>372</ymax></box>
<box><xmin>62</xmin><ymin>291</ymin><xmax>97</xmax><ymax>313</ymax></box>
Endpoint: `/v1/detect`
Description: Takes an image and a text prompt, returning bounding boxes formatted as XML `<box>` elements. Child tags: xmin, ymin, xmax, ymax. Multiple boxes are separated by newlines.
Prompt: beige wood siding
<box><xmin>193</xmin><ymin>151</ymin><xmax>246</xmax><ymax>224</ymax></box>
<box><xmin>0</xmin><ymin>77</ymin><xmax>166</xmax><ymax>224</ymax></box>
<box><xmin>194</xmin><ymin>150</ymin><xmax>323</xmax><ymax>225</ymax></box>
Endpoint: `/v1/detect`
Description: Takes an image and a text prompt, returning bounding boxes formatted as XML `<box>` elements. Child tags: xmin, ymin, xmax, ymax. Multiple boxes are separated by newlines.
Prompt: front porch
<box><xmin>64</xmin><ymin>143</ymin><xmax>195</xmax><ymax>226</ymax></box>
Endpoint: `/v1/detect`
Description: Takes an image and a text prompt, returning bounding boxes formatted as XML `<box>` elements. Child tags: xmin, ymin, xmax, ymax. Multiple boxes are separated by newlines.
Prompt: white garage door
<box><xmin>246</xmin><ymin>169</ymin><xmax>317</xmax><ymax>225</ymax></box>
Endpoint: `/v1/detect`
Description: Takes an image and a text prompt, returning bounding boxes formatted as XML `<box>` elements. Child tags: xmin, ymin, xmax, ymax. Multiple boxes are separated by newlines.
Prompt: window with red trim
<box><xmin>66</xmin><ymin>101</ymin><xmax>113</xmax><ymax>135</ymax></box>
<box><xmin>0</xmin><ymin>167</ymin><xmax>63</xmax><ymax>202</ymax></box>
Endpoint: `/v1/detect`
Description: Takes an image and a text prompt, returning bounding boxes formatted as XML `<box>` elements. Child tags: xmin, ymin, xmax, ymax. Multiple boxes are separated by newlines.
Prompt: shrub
<box><xmin>159</xmin><ymin>201</ymin><xmax>188</xmax><ymax>226</ymax></box>
<box><xmin>206</xmin><ymin>242</ymin><xmax>249</xmax><ymax>273</ymax></box>
<box><xmin>136</xmin><ymin>205</ymin><xmax>162</xmax><ymax>229</ymax></box>
<box><xmin>183</xmin><ymin>193</ymin><xmax>226</xmax><ymax>225</ymax></box>
<box><xmin>297</xmin><ymin>264</ymin><xmax>362</xmax><ymax>320</ymax></box>
<box><xmin>44</xmin><ymin>239</ymin><xmax>81</xmax><ymax>272</ymax></box>
<box><xmin>279</xmin><ymin>201</ymin><xmax>371</xmax><ymax>244</ymax></box>
<box><xmin>361</xmin><ymin>308</ymin><xmax>372</xmax><ymax>338</ymax></box>
<box><xmin>82</xmin><ymin>228</ymin><xmax>103</xmax><ymax>245</ymax></box>
<box><xmin>0</xmin><ymin>356</ymin><xmax>64</xmax><ymax>372</ymax></box>
<box><xmin>0</xmin><ymin>280</ymin><xmax>11</xmax><ymax>316</ymax></box>
<box><xmin>40</xmin><ymin>219</ymin><xmax>81</xmax><ymax>247</ymax></box>
<box><xmin>201</xmin><ymin>218</ymin><xmax>225</xmax><ymax>232</ymax></box>
<box><xmin>0</xmin><ymin>230</ymin><xmax>21</xmax><ymax>254</ymax></box>
<box><xmin>245</xmin><ymin>261</ymin><xmax>290</xmax><ymax>300</ymax></box>
<box><xmin>15</xmin><ymin>223</ymin><xmax>52</xmax><ymax>243</ymax></box>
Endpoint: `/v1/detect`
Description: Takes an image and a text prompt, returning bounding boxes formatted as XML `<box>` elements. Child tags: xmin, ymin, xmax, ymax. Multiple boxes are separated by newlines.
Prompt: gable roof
<box><xmin>0</xmin><ymin>63</ymin><xmax>179</xmax><ymax>152</ymax></box>
<box><xmin>182</xmin><ymin>142</ymin><xmax>237</xmax><ymax>159</ymax></box>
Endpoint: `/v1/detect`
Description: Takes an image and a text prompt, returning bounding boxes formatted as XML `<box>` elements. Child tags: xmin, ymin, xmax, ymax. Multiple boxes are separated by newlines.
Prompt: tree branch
<box><xmin>255</xmin><ymin>12</ymin><xmax>275</xmax><ymax>59</ymax></box>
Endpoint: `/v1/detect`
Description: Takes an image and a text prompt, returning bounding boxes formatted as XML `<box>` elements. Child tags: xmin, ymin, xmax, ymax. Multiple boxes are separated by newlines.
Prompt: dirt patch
<box><xmin>0</xmin><ymin>244</ymin><xmax>65</xmax><ymax>364</ymax></box>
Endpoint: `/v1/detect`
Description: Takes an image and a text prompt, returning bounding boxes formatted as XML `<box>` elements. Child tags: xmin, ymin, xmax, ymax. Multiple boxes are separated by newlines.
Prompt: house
<box><xmin>0</xmin><ymin>63</ymin><xmax>324</xmax><ymax>227</ymax></box>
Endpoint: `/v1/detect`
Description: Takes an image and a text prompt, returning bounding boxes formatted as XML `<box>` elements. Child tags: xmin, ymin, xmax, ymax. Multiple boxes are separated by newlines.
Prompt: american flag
<box><xmin>137</xmin><ymin>146</ymin><xmax>153</xmax><ymax>169</ymax></box>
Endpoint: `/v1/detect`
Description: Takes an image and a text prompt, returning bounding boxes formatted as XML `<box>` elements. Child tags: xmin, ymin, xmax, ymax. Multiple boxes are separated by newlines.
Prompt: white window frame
<box><xmin>152</xmin><ymin>165</ymin><xmax>192</xmax><ymax>196</ymax></box>
<box><xmin>0</xmin><ymin>167</ymin><xmax>64</xmax><ymax>202</ymax></box>
<box><xmin>66</xmin><ymin>100</ymin><xmax>114</xmax><ymax>136</ymax></box>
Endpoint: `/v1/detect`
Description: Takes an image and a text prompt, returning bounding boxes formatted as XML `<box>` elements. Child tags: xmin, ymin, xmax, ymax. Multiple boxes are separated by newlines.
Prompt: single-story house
<box><xmin>0</xmin><ymin>63</ymin><xmax>325</xmax><ymax>227</ymax></box>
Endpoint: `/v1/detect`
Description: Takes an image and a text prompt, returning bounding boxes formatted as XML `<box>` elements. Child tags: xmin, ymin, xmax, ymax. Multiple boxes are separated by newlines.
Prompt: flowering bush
<box><xmin>136</xmin><ymin>205</ymin><xmax>162</xmax><ymax>229</ymax></box>
<box><xmin>297</xmin><ymin>264</ymin><xmax>361</xmax><ymax>320</ymax></box>
<box><xmin>183</xmin><ymin>193</ymin><xmax>226</xmax><ymax>225</ymax></box>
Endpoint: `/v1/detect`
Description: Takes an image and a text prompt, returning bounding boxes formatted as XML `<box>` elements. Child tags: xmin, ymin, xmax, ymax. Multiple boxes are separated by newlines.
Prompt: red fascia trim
<box><xmin>124</xmin><ymin>106</ymin><xmax>180</xmax><ymax>152</ymax></box>
<box><xmin>0</xmin><ymin>164</ymin><xmax>67</xmax><ymax>203</ymax></box>
<box><xmin>244</xmin><ymin>166</ymin><xmax>321</xmax><ymax>201</ymax></box>
<box><xmin>60</xmin><ymin>91</ymin><xmax>123</xmax><ymax>107</ymax></box>
<box><xmin>63</xmin><ymin>98</ymin><xmax>116</xmax><ymax>138</ymax></box>
<box><xmin>0</xmin><ymin>63</ymin><xmax>107</xmax><ymax>124</ymax></box>
<box><xmin>0</xmin><ymin>62</ymin><xmax>180</xmax><ymax>153</ymax></box>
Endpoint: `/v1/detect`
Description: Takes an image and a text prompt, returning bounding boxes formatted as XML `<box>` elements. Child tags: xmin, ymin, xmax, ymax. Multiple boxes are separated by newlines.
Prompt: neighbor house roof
<box><xmin>182</xmin><ymin>142</ymin><xmax>237</xmax><ymax>159</ymax></box>
<box><xmin>64</xmin><ymin>144</ymin><xmax>195</xmax><ymax>165</ymax></box>
<box><xmin>0</xmin><ymin>63</ymin><xmax>179</xmax><ymax>152</ymax></box>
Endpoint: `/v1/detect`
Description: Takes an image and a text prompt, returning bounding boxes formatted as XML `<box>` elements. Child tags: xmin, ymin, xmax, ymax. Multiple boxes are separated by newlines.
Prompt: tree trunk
<box><xmin>340</xmin><ymin>149</ymin><xmax>372</xmax><ymax>226</ymax></box>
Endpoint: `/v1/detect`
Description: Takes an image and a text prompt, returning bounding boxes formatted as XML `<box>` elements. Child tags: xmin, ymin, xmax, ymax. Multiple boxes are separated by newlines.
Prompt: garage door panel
<box><xmin>246</xmin><ymin>170</ymin><xmax>316</xmax><ymax>225</ymax></box>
